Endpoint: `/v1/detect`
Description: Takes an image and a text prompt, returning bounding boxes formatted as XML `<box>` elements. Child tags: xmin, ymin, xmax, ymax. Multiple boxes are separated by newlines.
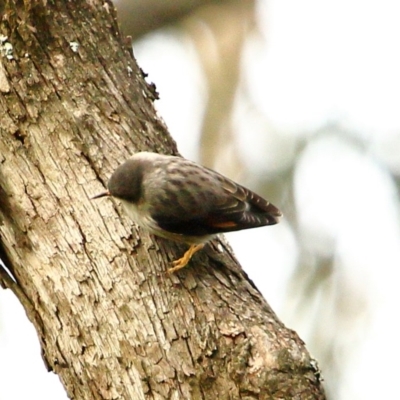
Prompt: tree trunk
<box><xmin>0</xmin><ymin>1</ymin><xmax>325</xmax><ymax>399</ymax></box>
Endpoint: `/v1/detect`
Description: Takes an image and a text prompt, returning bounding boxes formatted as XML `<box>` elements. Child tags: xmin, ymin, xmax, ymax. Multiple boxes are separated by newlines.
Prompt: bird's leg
<box><xmin>167</xmin><ymin>243</ymin><xmax>205</xmax><ymax>274</ymax></box>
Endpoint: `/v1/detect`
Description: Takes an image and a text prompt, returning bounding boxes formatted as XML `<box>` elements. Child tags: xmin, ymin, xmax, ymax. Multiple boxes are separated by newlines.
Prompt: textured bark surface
<box><xmin>0</xmin><ymin>1</ymin><xmax>326</xmax><ymax>399</ymax></box>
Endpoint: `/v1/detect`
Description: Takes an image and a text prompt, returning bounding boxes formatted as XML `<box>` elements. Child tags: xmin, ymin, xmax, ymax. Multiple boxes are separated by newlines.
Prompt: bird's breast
<box><xmin>119</xmin><ymin>199</ymin><xmax>213</xmax><ymax>245</ymax></box>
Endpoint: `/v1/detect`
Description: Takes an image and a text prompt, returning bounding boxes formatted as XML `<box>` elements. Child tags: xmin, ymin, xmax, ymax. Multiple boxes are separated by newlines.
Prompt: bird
<box><xmin>91</xmin><ymin>152</ymin><xmax>282</xmax><ymax>273</ymax></box>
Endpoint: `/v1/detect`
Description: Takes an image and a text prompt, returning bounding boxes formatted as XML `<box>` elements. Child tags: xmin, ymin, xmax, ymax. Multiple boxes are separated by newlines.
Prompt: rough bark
<box><xmin>0</xmin><ymin>1</ymin><xmax>326</xmax><ymax>399</ymax></box>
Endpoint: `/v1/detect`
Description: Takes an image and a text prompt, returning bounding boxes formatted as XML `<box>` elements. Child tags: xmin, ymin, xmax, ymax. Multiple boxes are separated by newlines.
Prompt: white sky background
<box><xmin>1</xmin><ymin>1</ymin><xmax>400</xmax><ymax>399</ymax></box>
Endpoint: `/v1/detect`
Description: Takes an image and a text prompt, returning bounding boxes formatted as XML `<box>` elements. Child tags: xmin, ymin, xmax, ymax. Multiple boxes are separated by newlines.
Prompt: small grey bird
<box><xmin>92</xmin><ymin>152</ymin><xmax>282</xmax><ymax>273</ymax></box>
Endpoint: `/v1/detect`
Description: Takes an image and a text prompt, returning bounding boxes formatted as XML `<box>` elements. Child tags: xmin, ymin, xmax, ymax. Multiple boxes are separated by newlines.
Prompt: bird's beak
<box><xmin>90</xmin><ymin>190</ymin><xmax>110</xmax><ymax>200</ymax></box>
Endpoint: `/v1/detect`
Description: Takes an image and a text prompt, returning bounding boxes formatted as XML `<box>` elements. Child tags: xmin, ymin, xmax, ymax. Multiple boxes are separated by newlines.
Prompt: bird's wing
<box><xmin>147</xmin><ymin>161</ymin><xmax>281</xmax><ymax>236</ymax></box>
<box><xmin>206</xmin><ymin>174</ymin><xmax>282</xmax><ymax>231</ymax></box>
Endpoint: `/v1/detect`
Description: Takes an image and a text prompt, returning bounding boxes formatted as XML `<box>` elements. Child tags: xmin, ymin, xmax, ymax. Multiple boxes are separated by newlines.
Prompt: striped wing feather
<box><xmin>151</xmin><ymin>164</ymin><xmax>282</xmax><ymax>237</ymax></box>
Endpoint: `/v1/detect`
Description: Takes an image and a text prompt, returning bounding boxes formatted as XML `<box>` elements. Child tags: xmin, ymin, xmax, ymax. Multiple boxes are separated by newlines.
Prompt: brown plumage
<box><xmin>92</xmin><ymin>152</ymin><xmax>282</xmax><ymax>273</ymax></box>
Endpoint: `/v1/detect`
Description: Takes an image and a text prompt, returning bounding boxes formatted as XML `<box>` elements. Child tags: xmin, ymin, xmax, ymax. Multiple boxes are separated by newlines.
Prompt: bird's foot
<box><xmin>167</xmin><ymin>243</ymin><xmax>205</xmax><ymax>274</ymax></box>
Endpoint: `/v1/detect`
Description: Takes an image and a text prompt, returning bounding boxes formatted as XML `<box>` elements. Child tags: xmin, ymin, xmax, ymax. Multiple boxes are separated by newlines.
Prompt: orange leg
<box><xmin>167</xmin><ymin>243</ymin><xmax>205</xmax><ymax>274</ymax></box>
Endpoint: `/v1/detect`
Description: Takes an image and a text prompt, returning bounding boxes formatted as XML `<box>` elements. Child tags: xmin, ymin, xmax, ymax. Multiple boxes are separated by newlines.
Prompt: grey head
<box><xmin>91</xmin><ymin>152</ymin><xmax>164</xmax><ymax>202</ymax></box>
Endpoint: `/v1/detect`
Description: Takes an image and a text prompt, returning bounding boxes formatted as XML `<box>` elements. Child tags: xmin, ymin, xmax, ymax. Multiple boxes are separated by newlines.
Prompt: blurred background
<box><xmin>1</xmin><ymin>0</ymin><xmax>400</xmax><ymax>399</ymax></box>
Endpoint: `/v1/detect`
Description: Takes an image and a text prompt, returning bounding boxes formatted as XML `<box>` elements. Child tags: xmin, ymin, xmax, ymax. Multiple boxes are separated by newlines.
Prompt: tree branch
<box><xmin>0</xmin><ymin>0</ymin><xmax>325</xmax><ymax>398</ymax></box>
